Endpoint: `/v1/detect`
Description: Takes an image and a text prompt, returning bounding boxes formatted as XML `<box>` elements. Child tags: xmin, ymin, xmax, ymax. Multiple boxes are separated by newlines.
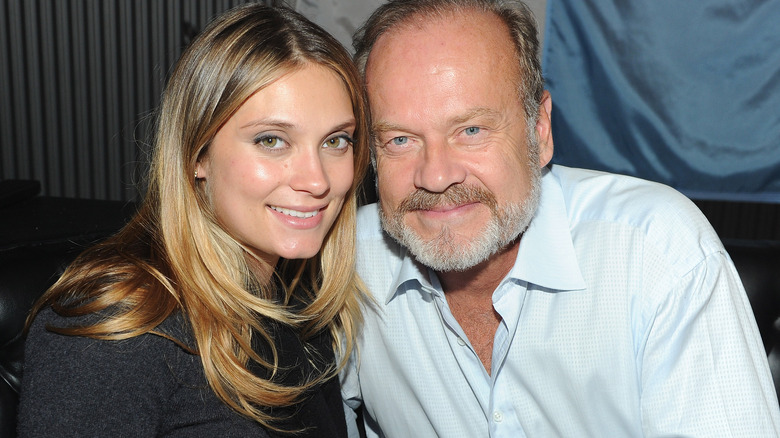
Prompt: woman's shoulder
<box><xmin>19</xmin><ymin>307</ymin><xmax>277</xmax><ymax>436</ymax></box>
<box><xmin>24</xmin><ymin>307</ymin><xmax>200</xmax><ymax>385</ymax></box>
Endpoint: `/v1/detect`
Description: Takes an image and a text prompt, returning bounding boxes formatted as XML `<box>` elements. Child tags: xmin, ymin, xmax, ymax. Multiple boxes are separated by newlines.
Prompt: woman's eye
<box><xmin>391</xmin><ymin>136</ymin><xmax>408</xmax><ymax>146</ymax></box>
<box><xmin>323</xmin><ymin>135</ymin><xmax>352</xmax><ymax>149</ymax></box>
<box><xmin>254</xmin><ymin>135</ymin><xmax>284</xmax><ymax>149</ymax></box>
<box><xmin>464</xmin><ymin>126</ymin><xmax>480</xmax><ymax>136</ymax></box>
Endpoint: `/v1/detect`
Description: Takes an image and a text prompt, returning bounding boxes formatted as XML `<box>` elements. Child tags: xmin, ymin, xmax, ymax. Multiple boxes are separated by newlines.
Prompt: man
<box><xmin>341</xmin><ymin>0</ymin><xmax>780</xmax><ymax>436</ymax></box>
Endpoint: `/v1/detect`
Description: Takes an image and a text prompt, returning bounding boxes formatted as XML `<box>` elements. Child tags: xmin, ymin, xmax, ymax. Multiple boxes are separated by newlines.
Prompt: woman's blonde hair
<box><xmin>27</xmin><ymin>3</ymin><xmax>369</xmax><ymax>429</ymax></box>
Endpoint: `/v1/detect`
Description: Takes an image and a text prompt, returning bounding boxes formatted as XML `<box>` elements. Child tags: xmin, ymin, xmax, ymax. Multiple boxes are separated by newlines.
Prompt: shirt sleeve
<box><xmin>640</xmin><ymin>250</ymin><xmax>780</xmax><ymax>437</ymax></box>
<box><xmin>17</xmin><ymin>308</ymin><xmax>176</xmax><ymax>437</ymax></box>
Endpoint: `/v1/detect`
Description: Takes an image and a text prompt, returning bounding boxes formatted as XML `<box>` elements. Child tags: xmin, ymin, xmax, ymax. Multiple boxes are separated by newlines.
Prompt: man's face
<box><xmin>365</xmin><ymin>10</ymin><xmax>553</xmax><ymax>272</ymax></box>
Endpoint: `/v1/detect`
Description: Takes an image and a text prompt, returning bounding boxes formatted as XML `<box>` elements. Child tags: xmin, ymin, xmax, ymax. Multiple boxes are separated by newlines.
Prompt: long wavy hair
<box><xmin>26</xmin><ymin>3</ymin><xmax>369</xmax><ymax>429</ymax></box>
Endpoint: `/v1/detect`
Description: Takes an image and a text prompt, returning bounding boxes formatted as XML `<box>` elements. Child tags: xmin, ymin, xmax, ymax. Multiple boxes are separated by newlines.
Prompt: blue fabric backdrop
<box><xmin>543</xmin><ymin>0</ymin><xmax>780</xmax><ymax>202</ymax></box>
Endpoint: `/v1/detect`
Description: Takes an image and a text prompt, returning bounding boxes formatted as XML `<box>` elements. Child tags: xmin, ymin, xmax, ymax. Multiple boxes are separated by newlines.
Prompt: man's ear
<box><xmin>535</xmin><ymin>90</ymin><xmax>554</xmax><ymax>167</ymax></box>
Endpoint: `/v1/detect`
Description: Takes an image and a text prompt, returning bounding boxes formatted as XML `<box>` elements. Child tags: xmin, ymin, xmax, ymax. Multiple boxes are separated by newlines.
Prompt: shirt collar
<box><xmin>385</xmin><ymin>167</ymin><xmax>586</xmax><ymax>303</ymax></box>
<box><xmin>511</xmin><ymin>167</ymin><xmax>586</xmax><ymax>291</ymax></box>
<box><xmin>386</xmin><ymin>246</ymin><xmax>438</xmax><ymax>304</ymax></box>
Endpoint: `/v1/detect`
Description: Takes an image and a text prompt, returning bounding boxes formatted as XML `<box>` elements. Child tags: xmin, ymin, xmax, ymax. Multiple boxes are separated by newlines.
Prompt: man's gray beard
<box><xmin>379</xmin><ymin>141</ymin><xmax>543</xmax><ymax>273</ymax></box>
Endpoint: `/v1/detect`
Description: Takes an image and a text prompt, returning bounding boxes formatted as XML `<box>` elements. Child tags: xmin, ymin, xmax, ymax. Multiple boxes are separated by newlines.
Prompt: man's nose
<box><xmin>413</xmin><ymin>139</ymin><xmax>467</xmax><ymax>193</ymax></box>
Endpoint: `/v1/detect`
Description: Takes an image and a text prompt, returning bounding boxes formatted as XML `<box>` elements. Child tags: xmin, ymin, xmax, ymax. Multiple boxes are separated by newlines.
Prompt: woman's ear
<box><xmin>536</xmin><ymin>90</ymin><xmax>554</xmax><ymax>167</ymax></box>
<box><xmin>195</xmin><ymin>159</ymin><xmax>208</xmax><ymax>180</ymax></box>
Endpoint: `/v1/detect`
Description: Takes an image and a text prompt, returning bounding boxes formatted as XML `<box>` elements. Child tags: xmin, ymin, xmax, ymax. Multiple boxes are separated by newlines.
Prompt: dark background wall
<box><xmin>2</xmin><ymin>0</ymin><xmax>542</xmax><ymax>202</ymax></box>
<box><xmin>1</xmin><ymin>0</ymin><xmax>264</xmax><ymax>202</ymax></box>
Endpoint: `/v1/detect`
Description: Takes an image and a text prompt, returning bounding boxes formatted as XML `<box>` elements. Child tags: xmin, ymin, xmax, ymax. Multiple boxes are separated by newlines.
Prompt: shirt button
<box><xmin>493</xmin><ymin>411</ymin><xmax>503</xmax><ymax>422</ymax></box>
<box><xmin>457</xmin><ymin>337</ymin><xmax>466</xmax><ymax>346</ymax></box>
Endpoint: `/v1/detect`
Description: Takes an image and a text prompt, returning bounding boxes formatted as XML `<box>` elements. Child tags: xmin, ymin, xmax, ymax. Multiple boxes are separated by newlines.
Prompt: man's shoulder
<box><xmin>552</xmin><ymin>164</ymin><xmax>687</xmax><ymax>207</ymax></box>
<box><xmin>552</xmin><ymin>165</ymin><xmax>707</xmax><ymax>229</ymax></box>
<box><xmin>355</xmin><ymin>202</ymin><xmax>405</xmax><ymax>283</ymax></box>
<box><xmin>356</xmin><ymin>203</ymin><xmax>402</xmax><ymax>254</ymax></box>
<box><xmin>356</xmin><ymin>203</ymin><xmax>384</xmax><ymax>239</ymax></box>
<box><xmin>356</xmin><ymin>203</ymin><xmax>408</xmax><ymax>256</ymax></box>
<box><xmin>550</xmin><ymin>165</ymin><xmax>723</xmax><ymax>265</ymax></box>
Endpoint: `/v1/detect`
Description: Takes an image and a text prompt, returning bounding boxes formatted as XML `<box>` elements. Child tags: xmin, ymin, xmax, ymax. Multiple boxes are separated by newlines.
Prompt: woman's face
<box><xmin>197</xmin><ymin>64</ymin><xmax>355</xmax><ymax>267</ymax></box>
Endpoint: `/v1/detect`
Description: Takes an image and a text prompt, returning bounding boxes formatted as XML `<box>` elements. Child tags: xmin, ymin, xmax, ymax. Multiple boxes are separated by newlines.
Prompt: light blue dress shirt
<box><xmin>342</xmin><ymin>165</ymin><xmax>780</xmax><ymax>437</ymax></box>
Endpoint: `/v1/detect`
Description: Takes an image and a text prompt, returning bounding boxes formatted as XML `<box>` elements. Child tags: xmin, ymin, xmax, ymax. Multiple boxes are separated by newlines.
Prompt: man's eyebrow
<box><xmin>372</xmin><ymin>120</ymin><xmax>405</xmax><ymax>135</ymax></box>
<box><xmin>450</xmin><ymin>107</ymin><xmax>501</xmax><ymax>125</ymax></box>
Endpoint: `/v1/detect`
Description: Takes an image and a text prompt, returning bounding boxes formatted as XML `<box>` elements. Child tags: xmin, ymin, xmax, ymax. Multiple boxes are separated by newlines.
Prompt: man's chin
<box><xmin>399</xmin><ymin>230</ymin><xmax>494</xmax><ymax>272</ymax></box>
<box><xmin>378</xmin><ymin>200</ymin><xmax>529</xmax><ymax>272</ymax></box>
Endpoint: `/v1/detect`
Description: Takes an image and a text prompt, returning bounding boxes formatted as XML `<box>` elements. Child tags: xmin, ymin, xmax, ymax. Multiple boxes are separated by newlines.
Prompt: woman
<box><xmin>17</xmin><ymin>4</ymin><xmax>368</xmax><ymax>437</ymax></box>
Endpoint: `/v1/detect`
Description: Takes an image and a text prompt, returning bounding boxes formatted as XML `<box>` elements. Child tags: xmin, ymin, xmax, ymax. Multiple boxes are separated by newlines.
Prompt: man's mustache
<box><xmin>396</xmin><ymin>185</ymin><xmax>498</xmax><ymax>214</ymax></box>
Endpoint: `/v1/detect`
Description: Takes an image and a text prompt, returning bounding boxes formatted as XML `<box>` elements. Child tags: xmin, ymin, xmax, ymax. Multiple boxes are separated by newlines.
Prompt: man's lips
<box><xmin>416</xmin><ymin>201</ymin><xmax>480</xmax><ymax>213</ymax></box>
<box><xmin>411</xmin><ymin>202</ymin><xmax>481</xmax><ymax>221</ymax></box>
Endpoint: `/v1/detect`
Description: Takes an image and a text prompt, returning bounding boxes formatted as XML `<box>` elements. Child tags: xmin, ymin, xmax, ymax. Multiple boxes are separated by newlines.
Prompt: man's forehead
<box><xmin>365</xmin><ymin>9</ymin><xmax>513</xmax><ymax>80</ymax></box>
<box><xmin>364</xmin><ymin>12</ymin><xmax>521</xmax><ymax>122</ymax></box>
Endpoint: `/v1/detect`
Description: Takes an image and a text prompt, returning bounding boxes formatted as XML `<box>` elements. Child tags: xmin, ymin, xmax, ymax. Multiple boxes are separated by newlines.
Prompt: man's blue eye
<box><xmin>392</xmin><ymin>137</ymin><xmax>408</xmax><ymax>145</ymax></box>
<box><xmin>464</xmin><ymin>127</ymin><xmax>480</xmax><ymax>136</ymax></box>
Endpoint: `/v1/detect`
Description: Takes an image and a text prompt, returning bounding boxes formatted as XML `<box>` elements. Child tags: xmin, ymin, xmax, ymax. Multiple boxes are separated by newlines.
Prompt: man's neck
<box><xmin>437</xmin><ymin>239</ymin><xmax>520</xmax><ymax>297</ymax></box>
<box><xmin>436</xmin><ymin>239</ymin><xmax>520</xmax><ymax>374</ymax></box>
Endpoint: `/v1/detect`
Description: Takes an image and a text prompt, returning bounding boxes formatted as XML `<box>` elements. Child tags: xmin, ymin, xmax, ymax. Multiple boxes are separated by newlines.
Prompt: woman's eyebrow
<box><xmin>239</xmin><ymin>118</ymin><xmax>295</xmax><ymax>130</ymax></box>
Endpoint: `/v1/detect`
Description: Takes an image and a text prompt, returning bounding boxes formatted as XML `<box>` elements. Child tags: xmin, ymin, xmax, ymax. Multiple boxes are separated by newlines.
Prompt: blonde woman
<box><xmin>17</xmin><ymin>4</ymin><xmax>368</xmax><ymax>437</ymax></box>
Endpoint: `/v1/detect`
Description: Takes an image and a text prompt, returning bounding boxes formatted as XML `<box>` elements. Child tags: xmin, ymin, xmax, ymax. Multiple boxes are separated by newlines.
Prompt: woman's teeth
<box><xmin>270</xmin><ymin>206</ymin><xmax>319</xmax><ymax>218</ymax></box>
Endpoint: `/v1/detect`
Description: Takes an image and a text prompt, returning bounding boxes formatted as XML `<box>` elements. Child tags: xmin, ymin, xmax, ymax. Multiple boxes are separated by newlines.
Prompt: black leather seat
<box><xmin>0</xmin><ymin>242</ymin><xmax>84</xmax><ymax>437</ymax></box>
<box><xmin>724</xmin><ymin>239</ymin><xmax>780</xmax><ymax>392</ymax></box>
<box><xmin>0</xmin><ymin>182</ymin><xmax>134</xmax><ymax>437</ymax></box>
